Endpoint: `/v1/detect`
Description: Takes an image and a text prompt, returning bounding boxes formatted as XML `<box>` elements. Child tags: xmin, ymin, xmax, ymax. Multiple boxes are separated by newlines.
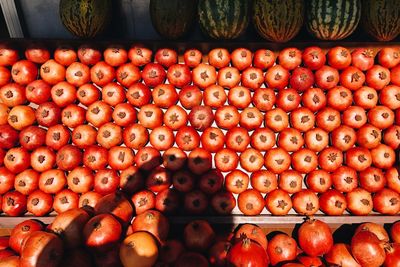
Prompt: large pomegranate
<box><xmin>226</xmin><ymin>238</ymin><xmax>269</xmax><ymax>267</ymax></box>
<box><xmin>297</xmin><ymin>218</ymin><xmax>333</xmax><ymax>257</ymax></box>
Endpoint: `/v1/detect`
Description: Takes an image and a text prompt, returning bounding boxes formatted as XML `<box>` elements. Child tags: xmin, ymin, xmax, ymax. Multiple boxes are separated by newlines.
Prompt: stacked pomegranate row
<box><xmin>0</xmin><ymin>197</ymin><xmax>399</xmax><ymax>267</ymax></box>
<box><xmin>0</xmin><ymin>44</ymin><xmax>399</xmax><ymax>217</ymax></box>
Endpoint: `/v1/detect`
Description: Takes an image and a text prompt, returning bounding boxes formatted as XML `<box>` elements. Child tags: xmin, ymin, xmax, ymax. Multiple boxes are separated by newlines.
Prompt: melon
<box><xmin>253</xmin><ymin>0</ymin><xmax>305</xmax><ymax>43</ymax></box>
<box><xmin>198</xmin><ymin>0</ymin><xmax>249</xmax><ymax>40</ymax></box>
<box><xmin>59</xmin><ymin>0</ymin><xmax>111</xmax><ymax>38</ymax></box>
<box><xmin>150</xmin><ymin>0</ymin><xmax>197</xmax><ymax>40</ymax></box>
<box><xmin>362</xmin><ymin>0</ymin><xmax>400</xmax><ymax>41</ymax></box>
<box><xmin>306</xmin><ymin>0</ymin><xmax>361</xmax><ymax>40</ymax></box>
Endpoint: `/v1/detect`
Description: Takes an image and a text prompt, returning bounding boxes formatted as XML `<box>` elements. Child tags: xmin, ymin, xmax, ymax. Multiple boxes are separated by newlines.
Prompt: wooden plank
<box><xmin>0</xmin><ymin>215</ymin><xmax>399</xmax><ymax>229</ymax></box>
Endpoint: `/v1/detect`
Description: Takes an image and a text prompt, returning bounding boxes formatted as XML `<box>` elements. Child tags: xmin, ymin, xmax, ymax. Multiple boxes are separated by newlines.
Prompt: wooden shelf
<box><xmin>0</xmin><ymin>215</ymin><xmax>399</xmax><ymax>229</ymax></box>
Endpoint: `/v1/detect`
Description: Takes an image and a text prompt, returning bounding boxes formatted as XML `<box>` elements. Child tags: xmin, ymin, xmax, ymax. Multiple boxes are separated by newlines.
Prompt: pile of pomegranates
<box><xmin>0</xmin><ymin>43</ymin><xmax>399</xmax><ymax>219</ymax></box>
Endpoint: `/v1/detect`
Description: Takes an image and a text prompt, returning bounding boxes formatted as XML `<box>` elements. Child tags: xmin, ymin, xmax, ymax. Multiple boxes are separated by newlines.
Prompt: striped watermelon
<box><xmin>198</xmin><ymin>0</ymin><xmax>249</xmax><ymax>40</ymax></box>
<box><xmin>362</xmin><ymin>0</ymin><xmax>400</xmax><ymax>41</ymax></box>
<box><xmin>253</xmin><ymin>0</ymin><xmax>304</xmax><ymax>43</ymax></box>
<box><xmin>306</xmin><ymin>0</ymin><xmax>361</xmax><ymax>40</ymax></box>
<box><xmin>150</xmin><ymin>0</ymin><xmax>197</xmax><ymax>39</ymax></box>
<box><xmin>59</xmin><ymin>0</ymin><xmax>111</xmax><ymax>38</ymax></box>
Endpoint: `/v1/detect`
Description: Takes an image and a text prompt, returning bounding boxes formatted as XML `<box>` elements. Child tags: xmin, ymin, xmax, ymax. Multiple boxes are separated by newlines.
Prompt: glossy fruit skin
<box><xmin>366</xmin><ymin>65</ymin><xmax>391</xmax><ymax>90</ymax></box>
<box><xmin>392</xmin><ymin>65</ymin><xmax>400</xmax><ymax>86</ymax></box>
<box><xmin>84</xmin><ymin>213</ymin><xmax>122</xmax><ymax>252</ymax></box>
<box><xmin>373</xmin><ymin>188</ymin><xmax>400</xmax><ymax>215</ymax></box>
<box><xmin>40</xmin><ymin>59</ymin><xmax>66</xmax><ymax>85</ymax></box>
<box><xmin>48</xmin><ymin>208</ymin><xmax>90</xmax><ymax>249</ymax></box>
<box><xmin>199</xmin><ymin>170</ymin><xmax>223</xmax><ymax>195</ymax></box>
<box><xmin>267</xmin><ymin>233</ymin><xmax>297</xmax><ymax>266</ymax></box>
<box><xmin>302</xmin><ymin>46</ymin><xmax>326</xmax><ymax>70</ymax></box>
<box><xmin>19</xmin><ymin>126</ymin><xmax>46</xmax><ymax>151</ymax></box>
<box><xmin>14</xmin><ymin>169</ymin><xmax>40</xmax><ymax>195</ymax></box>
<box><xmin>0</xmin><ymin>191</ymin><xmax>24</xmax><ymax>216</ymax></box>
<box><xmin>26</xmin><ymin>79</ymin><xmax>51</xmax><ymax>104</ymax></box>
<box><xmin>184</xmin><ymin>190</ymin><xmax>208</xmax><ymax>215</ymax></box>
<box><xmin>53</xmin><ymin>189</ymin><xmax>79</xmax><ymax>214</ymax></box>
<box><xmin>264</xmin><ymin>65</ymin><xmax>290</xmax><ymax>90</ymax></box>
<box><xmin>384</xmin><ymin>243</ymin><xmax>400</xmax><ymax>267</ymax></box>
<box><xmin>331</xmin><ymin>166</ymin><xmax>358</xmax><ymax>193</ymax></box>
<box><xmin>386</xmin><ymin>167</ymin><xmax>400</xmax><ymax>194</ymax></box>
<box><xmin>318</xmin><ymin>147</ymin><xmax>343</xmax><ymax>172</ymax></box>
<box><xmin>131</xmin><ymin>209</ymin><xmax>169</xmax><ymax>243</ymax></box>
<box><xmin>327</xmin><ymin>47</ymin><xmax>352</xmax><ymax>69</ymax></box>
<box><xmin>11</xmin><ymin>60</ymin><xmax>38</xmax><ymax>85</ymax></box>
<box><xmin>95</xmin><ymin>192</ymin><xmax>133</xmax><ymax>225</ymax></box>
<box><xmin>355</xmin><ymin>222</ymin><xmax>389</xmax><ymax>242</ymax></box>
<box><xmin>211</xmin><ymin>191</ymin><xmax>236</xmax><ymax>215</ymax></box>
<box><xmin>324</xmin><ymin>243</ymin><xmax>361</xmax><ymax>267</ymax></box>
<box><xmin>8</xmin><ymin>105</ymin><xmax>36</xmax><ymax>131</ymax></box>
<box><xmin>290</xmin><ymin>67</ymin><xmax>314</xmax><ymax>92</ymax></box>
<box><xmin>345</xmin><ymin>147</ymin><xmax>372</xmax><ymax>171</ymax></box>
<box><xmin>298</xmin><ymin>219</ymin><xmax>333</xmax><ymax>257</ymax></box>
<box><xmin>340</xmin><ymin>66</ymin><xmax>365</xmax><ymax>91</ymax></box>
<box><xmin>378</xmin><ymin>47</ymin><xmax>400</xmax><ymax>69</ymax></box>
<box><xmin>51</xmin><ymin>81</ymin><xmax>77</xmax><ymax>108</ymax></box>
<box><xmin>319</xmin><ymin>189</ymin><xmax>347</xmax><ymax>215</ymax></box>
<box><xmin>354</xmin><ymin>86</ymin><xmax>378</xmax><ymax>109</ymax></box>
<box><xmin>192</xmin><ymin>63</ymin><xmax>217</xmax><ymax>89</ymax></box>
<box><xmin>276</xmin><ymin>88</ymin><xmax>301</xmax><ymax>112</ymax></box>
<box><xmin>226</xmin><ymin>238</ymin><xmax>269</xmax><ymax>267</ymax></box>
<box><xmin>27</xmin><ymin>189</ymin><xmax>53</xmax><ymax>216</ymax></box>
<box><xmin>35</xmin><ymin>102</ymin><xmax>62</xmax><ymax>127</ymax></box>
<box><xmin>238</xmin><ymin>189</ymin><xmax>265</xmax><ymax>216</ymax></box>
<box><xmin>0</xmin><ymin>46</ymin><xmax>19</xmax><ymax>66</ymax></box>
<box><xmin>224</xmin><ymin>169</ymin><xmax>249</xmax><ymax>194</ymax></box>
<box><xmin>172</xmin><ymin>170</ymin><xmax>195</xmax><ymax>193</ymax></box>
<box><xmin>359</xmin><ymin>167</ymin><xmax>386</xmax><ymax>193</ymax></box>
<box><xmin>167</xmin><ymin>64</ymin><xmax>192</xmax><ymax>88</ymax></box>
<box><xmin>9</xmin><ymin>219</ymin><xmax>44</xmax><ymax>253</ymax></box>
<box><xmin>292</xmin><ymin>189</ymin><xmax>320</xmax><ymax>216</ymax></box>
<box><xmin>20</xmin><ymin>231</ymin><xmax>63</xmax><ymax>267</ymax></box>
<box><xmin>4</xmin><ymin>147</ymin><xmax>31</xmax><ymax>174</ymax></box>
<box><xmin>351</xmin><ymin>48</ymin><xmax>375</xmax><ymax>71</ymax></box>
<box><xmin>208</xmin><ymin>48</ymin><xmax>230</xmax><ymax>69</ymax></box>
<box><xmin>234</xmin><ymin>223</ymin><xmax>267</xmax><ymax>251</ymax></box>
<box><xmin>184</xmin><ymin>49</ymin><xmax>202</xmax><ymax>68</ymax></box>
<box><xmin>120</xmin><ymin>231</ymin><xmax>159</xmax><ymax>267</ymax></box>
<box><xmin>351</xmin><ymin>230</ymin><xmax>386</xmax><ymax>267</ymax></box>
<box><xmin>315</xmin><ymin>65</ymin><xmax>339</xmax><ymax>90</ymax></box>
<box><xmin>346</xmin><ymin>188</ymin><xmax>373</xmax><ymax>215</ymax></box>
<box><xmin>131</xmin><ymin>190</ymin><xmax>156</xmax><ymax>215</ymax></box>
<box><xmin>254</xmin><ymin>49</ymin><xmax>275</xmax><ymax>70</ymax></box>
<box><xmin>391</xmin><ymin>221</ymin><xmax>400</xmax><ymax>243</ymax></box>
<box><xmin>0</xmin><ymin>125</ymin><xmax>19</xmax><ymax>149</ymax></box>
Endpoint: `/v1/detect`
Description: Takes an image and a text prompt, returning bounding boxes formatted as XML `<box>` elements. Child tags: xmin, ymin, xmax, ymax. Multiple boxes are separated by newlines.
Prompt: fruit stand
<box><xmin>0</xmin><ymin>0</ymin><xmax>400</xmax><ymax>267</ymax></box>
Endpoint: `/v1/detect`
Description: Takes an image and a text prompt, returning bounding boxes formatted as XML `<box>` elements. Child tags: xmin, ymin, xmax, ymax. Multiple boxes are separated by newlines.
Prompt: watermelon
<box><xmin>59</xmin><ymin>0</ymin><xmax>111</xmax><ymax>38</ymax></box>
<box><xmin>150</xmin><ymin>0</ymin><xmax>197</xmax><ymax>40</ymax></box>
<box><xmin>306</xmin><ymin>0</ymin><xmax>361</xmax><ymax>40</ymax></box>
<box><xmin>253</xmin><ymin>0</ymin><xmax>304</xmax><ymax>43</ymax></box>
<box><xmin>362</xmin><ymin>0</ymin><xmax>400</xmax><ymax>41</ymax></box>
<box><xmin>198</xmin><ymin>0</ymin><xmax>249</xmax><ymax>40</ymax></box>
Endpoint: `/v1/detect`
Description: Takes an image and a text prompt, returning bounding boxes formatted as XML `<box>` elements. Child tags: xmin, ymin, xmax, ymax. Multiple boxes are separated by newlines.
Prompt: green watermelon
<box><xmin>306</xmin><ymin>0</ymin><xmax>361</xmax><ymax>40</ymax></box>
<box><xmin>59</xmin><ymin>0</ymin><xmax>111</xmax><ymax>38</ymax></box>
<box><xmin>150</xmin><ymin>0</ymin><xmax>198</xmax><ymax>40</ymax></box>
<box><xmin>362</xmin><ymin>0</ymin><xmax>400</xmax><ymax>41</ymax></box>
<box><xmin>253</xmin><ymin>0</ymin><xmax>304</xmax><ymax>43</ymax></box>
<box><xmin>198</xmin><ymin>0</ymin><xmax>249</xmax><ymax>40</ymax></box>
